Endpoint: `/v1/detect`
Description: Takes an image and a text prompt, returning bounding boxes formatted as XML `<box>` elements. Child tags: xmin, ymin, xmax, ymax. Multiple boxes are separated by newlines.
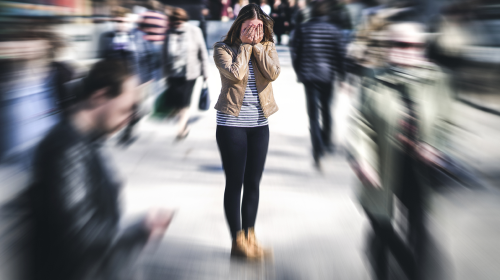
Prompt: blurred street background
<box><xmin>2</xmin><ymin>0</ymin><xmax>500</xmax><ymax>279</ymax></box>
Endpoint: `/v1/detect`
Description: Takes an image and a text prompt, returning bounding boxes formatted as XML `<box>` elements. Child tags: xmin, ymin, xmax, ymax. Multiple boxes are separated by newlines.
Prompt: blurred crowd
<box><xmin>1</xmin><ymin>0</ymin><xmax>500</xmax><ymax>279</ymax></box>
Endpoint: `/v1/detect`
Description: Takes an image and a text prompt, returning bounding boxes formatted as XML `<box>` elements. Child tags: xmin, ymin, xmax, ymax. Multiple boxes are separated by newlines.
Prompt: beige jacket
<box><xmin>163</xmin><ymin>23</ymin><xmax>209</xmax><ymax>81</ymax></box>
<box><xmin>213</xmin><ymin>41</ymin><xmax>280</xmax><ymax>117</ymax></box>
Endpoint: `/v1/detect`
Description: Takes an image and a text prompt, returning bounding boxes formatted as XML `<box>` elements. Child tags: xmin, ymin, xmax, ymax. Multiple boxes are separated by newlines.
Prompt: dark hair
<box><xmin>170</xmin><ymin>7</ymin><xmax>189</xmax><ymax>22</ymax></box>
<box><xmin>222</xmin><ymin>3</ymin><xmax>274</xmax><ymax>45</ymax></box>
<box><xmin>311</xmin><ymin>1</ymin><xmax>331</xmax><ymax>18</ymax></box>
<box><xmin>81</xmin><ymin>59</ymin><xmax>134</xmax><ymax>101</ymax></box>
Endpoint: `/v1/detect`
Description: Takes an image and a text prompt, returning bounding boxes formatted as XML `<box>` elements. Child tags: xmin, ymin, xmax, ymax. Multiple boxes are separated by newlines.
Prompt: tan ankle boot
<box><xmin>246</xmin><ymin>228</ymin><xmax>272</xmax><ymax>258</ymax></box>
<box><xmin>231</xmin><ymin>230</ymin><xmax>248</xmax><ymax>258</ymax></box>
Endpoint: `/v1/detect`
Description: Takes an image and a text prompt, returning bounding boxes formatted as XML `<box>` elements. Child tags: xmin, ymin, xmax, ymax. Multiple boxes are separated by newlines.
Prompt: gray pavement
<box><xmin>106</xmin><ymin>47</ymin><xmax>500</xmax><ymax>280</ymax></box>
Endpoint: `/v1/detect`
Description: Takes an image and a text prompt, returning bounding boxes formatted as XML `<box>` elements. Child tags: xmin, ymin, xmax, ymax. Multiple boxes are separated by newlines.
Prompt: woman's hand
<box><xmin>240</xmin><ymin>24</ymin><xmax>256</xmax><ymax>44</ymax></box>
<box><xmin>252</xmin><ymin>24</ymin><xmax>264</xmax><ymax>45</ymax></box>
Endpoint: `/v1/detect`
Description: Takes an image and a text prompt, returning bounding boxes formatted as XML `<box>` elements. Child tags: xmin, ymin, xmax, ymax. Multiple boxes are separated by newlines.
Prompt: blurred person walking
<box><xmin>349</xmin><ymin>21</ymin><xmax>454</xmax><ymax>280</ymax></box>
<box><xmin>213</xmin><ymin>3</ymin><xmax>280</xmax><ymax>259</ymax></box>
<box><xmin>221</xmin><ymin>0</ymin><xmax>234</xmax><ymax>21</ymax></box>
<box><xmin>290</xmin><ymin>0</ymin><xmax>345</xmax><ymax>168</ymax></box>
<box><xmin>271</xmin><ymin>0</ymin><xmax>288</xmax><ymax>45</ymax></box>
<box><xmin>139</xmin><ymin>0</ymin><xmax>169</xmax><ymax>91</ymax></box>
<box><xmin>162</xmin><ymin>7</ymin><xmax>209</xmax><ymax>140</ymax></box>
<box><xmin>0</xmin><ymin>31</ymin><xmax>63</xmax><ymax>167</ymax></box>
<box><xmin>285</xmin><ymin>0</ymin><xmax>297</xmax><ymax>31</ymax></box>
<box><xmin>99</xmin><ymin>8</ymin><xmax>156</xmax><ymax>146</ymax></box>
<box><xmin>21</xmin><ymin>59</ymin><xmax>174</xmax><ymax>280</ymax></box>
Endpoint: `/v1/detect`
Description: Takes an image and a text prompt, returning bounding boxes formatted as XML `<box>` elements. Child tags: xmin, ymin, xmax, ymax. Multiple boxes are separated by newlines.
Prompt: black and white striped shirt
<box><xmin>217</xmin><ymin>59</ymin><xmax>268</xmax><ymax>127</ymax></box>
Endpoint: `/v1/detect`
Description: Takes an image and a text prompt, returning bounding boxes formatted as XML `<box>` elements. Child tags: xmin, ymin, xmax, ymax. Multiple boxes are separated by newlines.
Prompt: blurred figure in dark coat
<box><xmin>271</xmin><ymin>0</ymin><xmax>288</xmax><ymax>45</ymax></box>
<box><xmin>23</xmin><ymin>59</ymin><xmax>174</xmax><ymax>280</ymax></box>
<box><xmin>291</xmin><ymin>0</ymin><xmax>345</xmax><ymax>168</ymax></box>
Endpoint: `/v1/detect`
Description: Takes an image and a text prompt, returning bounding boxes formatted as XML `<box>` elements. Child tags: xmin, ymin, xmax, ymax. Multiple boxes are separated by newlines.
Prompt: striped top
<box><xmin>217</xmin><ymin>60</ymin><xmax>268</xmax><ymax>127</ymax></box>
<box><xmin>139</xmin><ymin>10</ymin><xmax>168</xmax><ymax>42</ymax></box>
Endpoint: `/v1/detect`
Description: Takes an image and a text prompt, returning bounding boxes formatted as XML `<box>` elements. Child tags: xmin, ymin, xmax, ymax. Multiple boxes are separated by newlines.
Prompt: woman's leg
<box><xmin>176</xmin><ymin>107</ymin><xmax>190</xmax><ymax>138</ymax></box>
<box><xmin>176</xmin><ymin>79</ymin><xmax>196</xmax><ymax>138</ymax></box>
<box><xmin>216</xmin><ymin>125</ymin><xmax>248</xmax><ymax>239</ymax></box>
<box><xmin>241</xmin><ymin>125</ymin><xmax>269</xmax><ymax>231</ymax></box>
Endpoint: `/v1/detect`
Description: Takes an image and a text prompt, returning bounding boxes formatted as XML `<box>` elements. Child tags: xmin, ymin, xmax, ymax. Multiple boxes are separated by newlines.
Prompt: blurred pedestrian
<box><xmin>344</xmin><ymin>5</ymin><xmax>391</xmax><ymax>105</ymax></box>
<box><xmin>290</xmin><ymin>0</ymin><xmax>345</xmax><ymax>168</ymax></box>
<box><xmin>285</xmin><ymin>0</ymin><xmax>296</xmax><ymax>31</ymax></box>
<box><xmin>139</xmin><ymin>1</ymin><xmax>168</xmax><ymax>43</ymax></box>
<box><xmin>213</xmin><ymin>3</ymin><xmax>280</xmax><ymax>259</ymax></box>
<box><xmin>271</xmin><ymin>0</ymin><xmax>287</xmax><ymax>45</ymax></box>
<box><xmin>221</xmin><ymin>0</ymin><xmax>233</xmax><ymax>21</ymax></box>
<box><xmin>163</xmin><ymin>7</ymin><xmax>209</xmax><ymax>140</ymax></box>
<box><xmin>0</xmin><ymin>30</ymin><xmax>62</xmax><ymax>167</ymax></box>
<box><xmin>138</xmin><ymin>1</ymin><xmax>169</xmax><ymax>105</ymax></box>
<box><xmin>99</xmin><ymin>8</ymin><xmax>155</xmax><ymax>146</ymax></box>
<box><xmin>349</xmin><ymin>22</ymin><xmax>454</xmax><ymax>280</ymax></box>
<box><xmin>23</xmin><ymin>59</ymin><xmax>174</xmax><ymax>280</ymax></box>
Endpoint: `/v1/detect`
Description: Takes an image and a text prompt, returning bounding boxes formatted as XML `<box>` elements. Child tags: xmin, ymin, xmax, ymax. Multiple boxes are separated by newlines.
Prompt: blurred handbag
<box><xmin>198</xmin><ymin>81</ymin><xmax>210</xmax><ymax>111</ymax></box>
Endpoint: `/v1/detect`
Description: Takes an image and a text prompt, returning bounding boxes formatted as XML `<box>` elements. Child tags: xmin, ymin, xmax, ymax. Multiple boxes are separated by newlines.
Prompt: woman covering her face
<box><xmin>213</xmin><ymin>3</ymin><xmax>280</xmax><ymax>260</ymax></box>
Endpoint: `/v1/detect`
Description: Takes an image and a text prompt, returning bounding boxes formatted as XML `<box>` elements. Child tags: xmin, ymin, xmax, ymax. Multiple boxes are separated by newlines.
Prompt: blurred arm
<box><xmin>251</xmin><ymin>43</ymin><xmax>281</xmax><ymax>81</ymax></box>
<box><xmin>213</xmin><ymin>43</ymin><xmax>252</xmax><ymax>82</ymax></box>
<box><xmin>290</xmin><ymin>25</ymin><xmax>302</xmax><ymax>78</ymax></box>
<box><xmin>430</xmin><ymin>73</ymin><xmax>454</xmax><ymax>151</ymax></box>
<box><xmin>334</xmin><ymin>28</ymin><xmax>346</xmax><ymax>82</ymax></box>
<box><xmin>196</xmin><ymin>27</ymin><xmax>209</xmax><ymax>80</ymax></box>
<box><xmin>349</xmin><ymin>80</ymin><xmax>381</xmax><ymax>187</ymax></box>
<box><xmin>45</xmin><ymin>147</ymin><xmax>149</xmax><ymax>263</ymax></box>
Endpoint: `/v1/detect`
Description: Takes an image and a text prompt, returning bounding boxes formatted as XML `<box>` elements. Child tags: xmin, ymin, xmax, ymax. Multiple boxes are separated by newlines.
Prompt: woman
<box><xmin>213</xmin><ymin>3</ymin><xmax>280</xmax><ymax>259</ymax></box>
<box><xmin>163</xmin><ymin>7</ymin><xmax>209</xmax><ymax>140</ymax></box>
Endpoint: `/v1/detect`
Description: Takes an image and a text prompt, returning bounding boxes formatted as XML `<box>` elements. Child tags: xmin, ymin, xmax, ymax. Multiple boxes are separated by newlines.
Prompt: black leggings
<box><xmin>216</xmin><ymin>125</ymin><xmax>269</xmax><ymax>239</ymax></box>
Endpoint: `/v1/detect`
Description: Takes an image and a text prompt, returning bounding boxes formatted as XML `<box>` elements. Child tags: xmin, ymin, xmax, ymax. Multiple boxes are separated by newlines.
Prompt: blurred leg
<box><xmin>304</xmin><ymin>82</ymin><xmax>324</xmax><ymax>162</ymax></box>
<box><xmin>319</xmin><ymin>82</ymin><xmax>334</xmax><ymax>150</ymax></box>
<box><xmin>216</xmin><ymin>126</ymin><xmax>248</xmax><ymax>239</ymax></box>
<box><xmin>366</xmin><ymin>211</ymin><xmax>417</xmax><ymax>280</ymax></box>
<box><xmin>176</xmin><ymin>107</ymin><xmax>190</xmax><ymax>138</ymax></box>
<box><xmin>241</xmin><ymin>125</ymin><xmax>269</xmax><ymax>231</ymax></box>
<box><xmin>407</xmin><ymin>161</ymin><xmax>427</xmax><ymax>278</ymax></box>
<box><xmin>175</xmin><ymin>79</ymin><xmax>196</xmax><ymax>139</ymax></box>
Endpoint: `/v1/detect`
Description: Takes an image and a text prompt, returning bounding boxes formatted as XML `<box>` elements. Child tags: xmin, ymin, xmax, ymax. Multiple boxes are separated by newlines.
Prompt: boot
<box><xmin>246</xmin><ymin>228</ymin><xmax>272</xmax><ymax>258</ymax></box>
<box><xmin>231</xmin><ymin>230</ymin><xmax>249</xmax><ymax>258</ymax></box>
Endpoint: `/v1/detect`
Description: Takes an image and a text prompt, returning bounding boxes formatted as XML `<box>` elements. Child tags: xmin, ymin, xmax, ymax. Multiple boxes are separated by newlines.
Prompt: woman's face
<box><xmin>241</xmin><ymin>18</ymin><xmax>263</xmax><ymax>35</ymax></box>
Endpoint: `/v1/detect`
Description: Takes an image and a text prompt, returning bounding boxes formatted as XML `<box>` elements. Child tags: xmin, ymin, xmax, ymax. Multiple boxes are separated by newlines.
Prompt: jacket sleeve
<box><xmin>290</xmin><ymin>25</ymin><xmax>302</xmax><ymax>78</ymax></box>
<box><xmin>42</xmin><ymin>146</ymin><xmax>150</xmax><ymax>261</ymax></box>
<box><xmin>334</xmin><ymin>28</ymin><xmax>346</xmax><ymax>82</ymax></box>
<box><xmin>428</xmin><ymin>72</ymin><xmax>455</xmax><ymax>152</ymax></box>
<box><xmin>252</xmin><ymin>43</ymin><xmax>281</xmax><ymax>81</ymax></box>
<box><xmin>213</xmin><ymin>43</ymin><xmax>252</xmax><ymax>82</ymax></box>
<box><xmin>196</xmin><ymin>27</ymin><xmax>209</xmax><ymax>79</ymax></box>
<box><xmin>349</xmin><ymin>79</ymin><xmax>380</xmax><ymax>178</ymax></box>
